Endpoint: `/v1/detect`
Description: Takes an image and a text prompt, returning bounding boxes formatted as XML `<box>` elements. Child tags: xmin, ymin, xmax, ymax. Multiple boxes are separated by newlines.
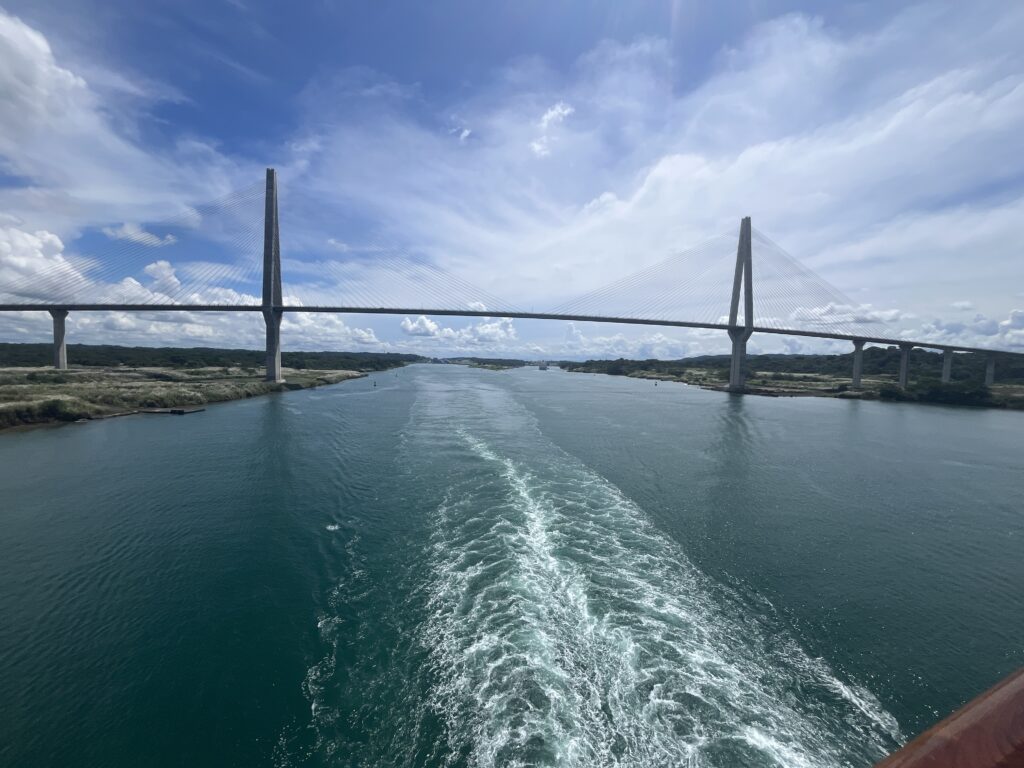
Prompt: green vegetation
<box><xmin>0</xmin><ymin>366</ymin><xmax>373</xmax><ymax>430</ymax></box>
<box><xmin>878</xmin><ymin>381</ymin><xmax>996</xmax><ymax>407</ymax></box>
<box><xmin>560</xmin><ymin>347</ymin><xmax>1024</xmax><ymax>409</ymax></box>
<box><xmin>0</xmin><ymin>398</ymin><xmax>89</xmax><ymax>429</ymax></box>
<box><xmin>560</xmin><ymin>347</ymin><xmax>1024</xmax><ymax>383</ymax></box>
<box><xmin>0</xmin><ymin>344</ymin><xmax>424</xmax><ymax>430</ymax></box>
<box><xmin>0</xmin><ymin>343</ymin><xmax>424</xmax><ymax>371</ymax></box>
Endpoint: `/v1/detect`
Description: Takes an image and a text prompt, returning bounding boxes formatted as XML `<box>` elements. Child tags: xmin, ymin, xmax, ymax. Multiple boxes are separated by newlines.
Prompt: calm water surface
<box><xmin>1</xmin><ymin>365</ymin><xmax>1021</xmax><ymax>767</ymax></box>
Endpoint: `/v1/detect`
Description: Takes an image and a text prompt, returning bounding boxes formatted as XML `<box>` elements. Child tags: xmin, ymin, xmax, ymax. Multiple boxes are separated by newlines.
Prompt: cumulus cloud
<box><xmin>559</xmin><ymin>321</ymin><xmax>697</xmax><ymax>360</ymax></box>
<box><xmin>142</xmin><ymin>260</ymin><xmax>182</xmax><ymax>294</ymax></box>
<box><xmin>398</xmin><ymin>314</ymin><xmax>516</xmax><ymax>348</ymax></box>
<box><xmin>0</xmin><ymin>9</ymin><xmax>246</xmax><ymax>235</ymax></box>
<box><xmin>911</xmin><ymin>308</ymin><xmax>1024</xmax><ymax>349</ymax></box>
<box><xmin>400</xmin><ymin>315</ymin><xmax>440</xmax><ymax>336</ymax></box>
<box><xmin>0</xmin><ymin>225</ymin><xmax>90</xmax><ymax>301</ymax></box>
<box><xmin>282</xmin><ymin>310</ymin><xmax>382</xmax><ymax>347</ymax></box>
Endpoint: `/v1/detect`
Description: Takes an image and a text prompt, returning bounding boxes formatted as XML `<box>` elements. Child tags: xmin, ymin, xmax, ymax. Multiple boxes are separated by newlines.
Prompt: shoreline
<box><xmin>0</xmin><ymin>366</ymin><xmax>375</xmax><ymax>432</ymax></box>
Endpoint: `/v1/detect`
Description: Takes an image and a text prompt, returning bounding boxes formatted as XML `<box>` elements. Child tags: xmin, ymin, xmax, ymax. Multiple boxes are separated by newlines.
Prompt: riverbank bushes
<box><xmin>879</xmin><ymin>382</ymin><xmax>995</xmax><ymax>407</ymax></box>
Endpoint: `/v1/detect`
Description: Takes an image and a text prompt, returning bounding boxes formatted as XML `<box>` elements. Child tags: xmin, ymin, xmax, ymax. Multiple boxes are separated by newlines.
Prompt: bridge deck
<box><xmin>0</xmin><ymin>304</ymin><xmax>1016</xmax><ymax>357</ymax></box>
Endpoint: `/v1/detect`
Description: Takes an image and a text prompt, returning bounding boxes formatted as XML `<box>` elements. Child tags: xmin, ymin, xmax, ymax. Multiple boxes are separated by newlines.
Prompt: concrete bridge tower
<box><xmin>727</xmin><ymin>217</ymin><xmax>753</xmax><ymax>392</ymax></box>
<box><xmin>262</xmin><ymin>168</ymin><xmax>284</xmax><ymax>383</ymax></box>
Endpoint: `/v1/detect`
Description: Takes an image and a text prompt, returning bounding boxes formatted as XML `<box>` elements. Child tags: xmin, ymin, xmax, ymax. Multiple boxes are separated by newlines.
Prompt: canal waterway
<box><xmin>1</xmin><ymin>364</ymin><xmax>1021</xmax><ymax>767</ymax></box>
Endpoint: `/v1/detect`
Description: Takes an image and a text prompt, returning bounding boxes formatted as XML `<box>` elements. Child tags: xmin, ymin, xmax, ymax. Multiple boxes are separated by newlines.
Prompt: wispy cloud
<box><xmin>275</xmin><ymin>3</ymin><xmax>1024</xmax><ymax>354</ymax></box>
<box><xmin>103</xmin><ymin>223</ymin><xmax>177</xmax><ymax>247</ymax></box>
<box><xmin>531</xmin><ymin>101</ymin><xmax>574</xmax><ymax>156</ymax></box>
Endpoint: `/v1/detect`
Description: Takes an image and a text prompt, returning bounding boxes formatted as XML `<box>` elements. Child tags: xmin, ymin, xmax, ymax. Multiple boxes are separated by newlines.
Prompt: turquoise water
<box><xmin>1</xmin><ymin>365</ymin><xmax>1021</xmax><ymax>767</ymax></box>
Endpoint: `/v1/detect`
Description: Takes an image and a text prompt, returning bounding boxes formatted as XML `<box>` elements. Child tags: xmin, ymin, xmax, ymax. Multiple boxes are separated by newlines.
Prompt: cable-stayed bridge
<box><xmin>1</xmin><ymin>169</ymin><xmax>1018</xmax><ymax>391</ymax></box>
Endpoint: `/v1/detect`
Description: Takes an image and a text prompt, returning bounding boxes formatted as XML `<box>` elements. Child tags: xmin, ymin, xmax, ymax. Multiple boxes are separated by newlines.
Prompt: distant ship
<box><xmin>538</xmin><ymin>362</ymin><xmax>548</xmax><ymax>370</ymax></box>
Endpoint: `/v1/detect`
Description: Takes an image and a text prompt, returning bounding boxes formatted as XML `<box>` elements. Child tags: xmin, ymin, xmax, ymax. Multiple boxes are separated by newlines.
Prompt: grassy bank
<box><xmin>0</xmin><ymin>366</ymin><xmax>366</xmax><ymax>430</ymax></box>
<box><xmin>560</xmin><ymin>351</ymin><xmax>1024</xmax><ymax>410</ymax></box>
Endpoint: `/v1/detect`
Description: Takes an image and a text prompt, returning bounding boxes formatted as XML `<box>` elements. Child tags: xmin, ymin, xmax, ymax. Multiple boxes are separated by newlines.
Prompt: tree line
<box><xmin>0</xmin><ymin>343</ymin><xmax>424</xmax><ymax>371</ymax></box>
<box><xmin>559</xmin><ymin>346</ymin><xmax>1024</xmax><ymax>383</ymax></box>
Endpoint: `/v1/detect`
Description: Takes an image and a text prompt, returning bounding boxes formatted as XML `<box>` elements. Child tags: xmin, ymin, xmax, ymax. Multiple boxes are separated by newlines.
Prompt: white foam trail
<box><xmin>412</xmin><ymin>423</ymin><xmax>900</xmax><ymax>767</ymax></box>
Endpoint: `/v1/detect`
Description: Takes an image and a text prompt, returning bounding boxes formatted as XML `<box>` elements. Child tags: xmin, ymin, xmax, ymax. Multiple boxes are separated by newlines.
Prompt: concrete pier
<box><xmin>49</xmin><ymin>309</ymin><xmax>68</xmax><ymax>369</ymax></box>
<box><xmin>727</xmin><ymin>216</ymin><xmax>753</xmax><ymax>393</ymax></box>
<box><xmin>941</xmin><ymin>348</ymin><xmax>953</xmax><ymax>383</ymax></box>
<box><xmin>263</xmin><ymin>309</ymin><xmax>283</xmax><ymax>383</ymax></box>
<box><xmin>728</xmin><ymin>328</ymin><xmax>752</xmax><ymax>392</ymax></box>
<box><xmin>851</xmin><ymin>339</ymin><xmax>865</xmax><ymax>389</ymax></box>
<box><xmin>898</xmin><ymin>344</ymin><xmax>912</xmax><ymax>389</ymax></box>
<box><xmin>985</xmin><ymin>354</ymin><xmax>996</xmax><ymax>387</ymax></box>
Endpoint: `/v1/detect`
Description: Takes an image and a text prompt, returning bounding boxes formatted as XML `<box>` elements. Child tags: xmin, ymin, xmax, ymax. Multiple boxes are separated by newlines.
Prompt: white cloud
<box><xmin>0</xmin><ymin>9</ymin><xmax>247</xmax><ymax>235</ymax></box>
<box><xmin>529</xmin><ymin>138</ymin><xmax>551</xmax><ymax>158</ymax></box>
<box><xmin>0</xmin><ymin>225</ymin><xmax>89</xmax><ymax>301</ymax></box>
<box><xmin>558</xmin><ymin>321</ymin><xmax>698</xmax><ymax>360</ymax></box>
<box><xmin>952</xmin><ymin>300</ymin><xmax>975</xmax><ymax>311</ymax></box>
<box><xmin>282</xmin><ymin>311</ymin><xmax>382</xmax><ymax>347</ymax></box>
<box><xmin>539</xmin><ymin>101</ymin><xmax>574</xmax><ymax>130</ymax></box>
<box><xmin>397</xmin><ymin>314</ymin><xmax>517</xmax><ymax>348</ymax></box>
<box><xmin>142</xmin><ymin>260</ymin><xmax>182</xmax><ymax>294</ymax></box>
<box><xmin>531</xmin><ymin>100</ymin><xmax>575</xmax><ymax>156</ymax></box>
<box><xmin>103</xmin><ymin>223</ymin><xmax>177</xmax><ymax>247</ymax></box>
<box><xmin>788</xmin><ymin>303</ymin><xmax>912</xmax><ymax>327</ymax></box>
<box><xmin>910</xmin><ymin>308</ymin><xmax>1023</xmax><ymax>349</ymax></box>
<box><xmin>400</xmin><ymin>315</ymin><xmax>440</xmax><ymax>336</ymax></box>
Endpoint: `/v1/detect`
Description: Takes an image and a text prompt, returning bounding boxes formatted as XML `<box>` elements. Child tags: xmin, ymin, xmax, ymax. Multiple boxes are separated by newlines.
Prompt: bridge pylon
<box><xmin>727</xmin><ymin>217</ymin><xmax>753</xmax><ymax>392</ymax></box>
<box><xmin>262</xmin><ymin>168</ymin><xmax>284</xmax><ymax>383</ymax></box>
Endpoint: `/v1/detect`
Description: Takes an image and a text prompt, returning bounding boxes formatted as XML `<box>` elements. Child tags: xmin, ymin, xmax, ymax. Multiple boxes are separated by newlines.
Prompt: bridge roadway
<box><xmin>0</xmin><ymin>303</ymin><xmax>1010</xmax><ymax>357</ymax></box>
<box><xmin>2</xmin><ymin>173</ymin><xmax>1018</xmax><ymax>386</ymax></box>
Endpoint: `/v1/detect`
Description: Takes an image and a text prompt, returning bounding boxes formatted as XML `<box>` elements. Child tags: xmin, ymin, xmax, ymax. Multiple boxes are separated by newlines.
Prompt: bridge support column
<box><xmin>851</xmin><ymin>339</ymin><xmax>865</xmax><ymax>389</ymax></box>
<box><xmin>984</xmin><ymin>354</ymin><xmax>996</xmax><ymax>387</ymax></box>
<box><xmin>263</xmin><ymin>309</ymin><xmax>283</xmax><ymax>384</ymax></box>
<box><xmin>728</xmin><ymin>328</ymin><xmax>752</xmax><ymax>392</ymax></box>
<box><xmin>941</xmin><ymin>348</ymin><xmax>953</xmax><ymax>384</ymax></box>
<box><xmin>898</xmin><ymin>344</ymin><xmax>912</xmax><ymax>390</ymax></box>
<box><xmin>49</xmin><ymin>309</ymin><xmax>68</xmax><ymax>370</ymax></box>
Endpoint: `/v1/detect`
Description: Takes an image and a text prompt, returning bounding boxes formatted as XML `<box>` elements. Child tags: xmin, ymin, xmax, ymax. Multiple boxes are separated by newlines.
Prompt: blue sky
<box><xmin>0</xmin><ymin>0</ymin><xmax>1022</xmax><ymax>357</ymax></box>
